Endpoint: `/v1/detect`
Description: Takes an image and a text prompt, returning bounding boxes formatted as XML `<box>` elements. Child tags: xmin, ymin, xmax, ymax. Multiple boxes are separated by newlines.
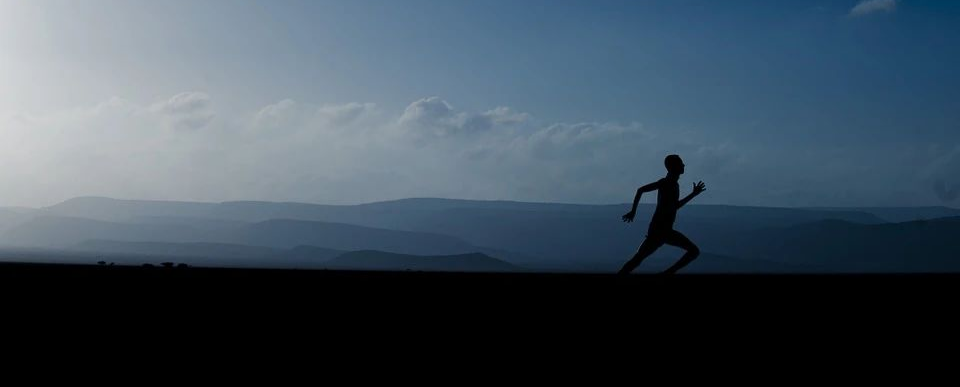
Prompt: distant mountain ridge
<box><xmin>1</xmin><ymin>215</ymin><xmax>480</xmax><ymax>256</ymax></box>
<box><xmin>0</xmin><ymin>196</ymin><xmax>955</xmax><ymax>273</ymax></box>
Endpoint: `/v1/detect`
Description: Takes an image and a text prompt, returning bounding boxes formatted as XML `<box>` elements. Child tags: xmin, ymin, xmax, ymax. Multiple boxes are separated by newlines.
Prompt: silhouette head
<box><xmin>665</xmin><ymin>154</ymin><xmax>685</xmax><ymax>175</ymax></box>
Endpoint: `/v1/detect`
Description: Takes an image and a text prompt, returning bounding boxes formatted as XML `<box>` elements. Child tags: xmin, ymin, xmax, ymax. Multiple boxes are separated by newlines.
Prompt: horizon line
<box><xmin>9</xmin><ymin>195</ymin><xmax>958</xmax><ymax>211</ymax></box>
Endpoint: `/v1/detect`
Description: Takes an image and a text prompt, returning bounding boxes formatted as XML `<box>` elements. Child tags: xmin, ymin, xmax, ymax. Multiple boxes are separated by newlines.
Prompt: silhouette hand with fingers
<box><xmin>693</xmin><ymin>181</ymin><xmax>706</xmax><ymax>195</ymax></box>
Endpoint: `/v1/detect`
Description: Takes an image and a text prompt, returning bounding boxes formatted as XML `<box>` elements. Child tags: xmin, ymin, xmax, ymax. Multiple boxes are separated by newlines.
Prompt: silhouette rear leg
<box><xmin>618</xmin><ymin>237</ymin><xmax>664</xmax><ymax>275</ymax></box>
<box><xmin>662</xmin><ymin>231</ymin><xmax>700</xmax><ymax>274</ymax></box>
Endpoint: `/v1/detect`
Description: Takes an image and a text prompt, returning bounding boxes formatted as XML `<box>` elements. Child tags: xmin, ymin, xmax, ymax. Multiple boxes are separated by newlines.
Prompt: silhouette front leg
<box><xmin>619</xmin><ymin>238</ymin><xmax>662</xmax><ymax>275</ymax></box>
<box><xmin>662</xmin><ymin>247</ymin><xmax>700</xmax><ymax>274</ymax></box>
<box><xmin>618</xmin><ymin>254</ymin><xmax>646</xmax><ymax>275</ymax></box>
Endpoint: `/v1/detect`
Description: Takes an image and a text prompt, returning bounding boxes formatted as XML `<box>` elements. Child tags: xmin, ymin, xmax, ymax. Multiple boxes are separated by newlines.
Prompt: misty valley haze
<box><xmin>0</xmin><ymin>196</ymin><xmax>957</xmax><ymax>273</ymax></box>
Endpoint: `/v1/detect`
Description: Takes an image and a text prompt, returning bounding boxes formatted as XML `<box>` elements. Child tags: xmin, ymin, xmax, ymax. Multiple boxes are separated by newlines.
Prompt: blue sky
<box><xmin>1</xmin><ymin>0</ymin><xmax>958</xmax><ymax>207</ymax></box>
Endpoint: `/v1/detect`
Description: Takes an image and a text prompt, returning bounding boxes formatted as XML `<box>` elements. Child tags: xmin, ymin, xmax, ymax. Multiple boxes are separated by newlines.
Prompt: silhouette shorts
<box><xmin>642</xmin><ymin>229</ymin><xmax>697</xmax><ymax>251</ymax></box>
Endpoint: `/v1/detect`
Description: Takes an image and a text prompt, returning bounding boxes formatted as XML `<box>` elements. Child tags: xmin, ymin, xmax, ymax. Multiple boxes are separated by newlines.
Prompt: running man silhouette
<box><xmin>619</xmin><ymin>154</ymin><xmax>706</xmax><ymax>274</ymax></box>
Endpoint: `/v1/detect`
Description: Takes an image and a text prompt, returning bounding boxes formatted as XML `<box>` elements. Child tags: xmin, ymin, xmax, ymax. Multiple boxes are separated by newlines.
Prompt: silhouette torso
<box><xmin>649</xmin><ymin>177</ymin><xmax>679</xmax><ymax>235</ymax></box>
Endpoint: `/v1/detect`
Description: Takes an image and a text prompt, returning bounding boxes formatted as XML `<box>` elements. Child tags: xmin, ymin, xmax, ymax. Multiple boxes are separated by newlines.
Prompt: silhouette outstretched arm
<box><xmin>622</xmin><ymin>181</ymin><xmax>661</xmax><ymax>222</ymax></box>
<box><xmin>677</xmin><ymin>181</ymin><xmax>706</xmax><ymax>210</ymax></box>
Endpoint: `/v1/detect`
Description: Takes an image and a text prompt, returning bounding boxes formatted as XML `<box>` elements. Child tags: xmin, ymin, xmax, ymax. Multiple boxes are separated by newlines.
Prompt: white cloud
<box><xmin>397</xmin><ymin>96</ymin><xmax>463</xmax><ymax>138</ymax></box>
<box><xmin>0</xmin><ymin>92</ymin><xmax>723</xmax><ymax>207</ymax></box>
<box><xmin>1</xmin><ymin>93</ymin><xmax>949</xmax><ymax>208</ymax></box>
<box><xmin>399</xmin><ymin>96</ymin><xmax>454</xmax><ymax>125</ymax></box>
<box><xmin>487</xmin><ymin>107</ymin><xmax>530</xmax><ymax>125</ymax></box>
<box><xmin>153</xmin><ymin>92</ymin><xmax>211</xmax><ymax>114</ymax></box>
<box><xmin>850</xmin><ymin>0</ymin><xmax>897</xmax><ymax>17</ymax></box>
<box><xmin>255</xmin><ymin>99</ymin><xmax>377</xmax><ymax>129</ymax></box>
<box><xmin>397</xmin><ymin>97</ymin><xmax>531</xmax><ymax>141</ymax></box>
<box><xmin>255</xmin><ymin>99</ymin><xmax>299</xmax><ymax>123</ymax></box>
<box><xmin>150</xmin><ymin>92</ymin><xmax>214</xmax><ymax>130</ymax></box>
<box><xmin>318</xmin><ymin>102</ymin><xmax>377</xmax><ymax>127</ymax></box>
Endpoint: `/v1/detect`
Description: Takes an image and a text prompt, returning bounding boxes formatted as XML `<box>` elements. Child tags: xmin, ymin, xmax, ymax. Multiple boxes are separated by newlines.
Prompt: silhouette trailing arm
<box><xmin>623</xmin><ymin>180</ymin><xmax>661</xmax><ymax>222</ymax></box>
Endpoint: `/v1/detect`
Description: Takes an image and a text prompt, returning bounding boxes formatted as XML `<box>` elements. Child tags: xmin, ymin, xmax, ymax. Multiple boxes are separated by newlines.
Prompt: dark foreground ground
<box><xmin>4</xmin><ymin>261</ymin><xmax>959</xmax><ymax>349</ymax></box>
<box><xmin>2</xmin><ymin>261</ymin><xmax>956</xmax><ymax>309</ymax></box>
